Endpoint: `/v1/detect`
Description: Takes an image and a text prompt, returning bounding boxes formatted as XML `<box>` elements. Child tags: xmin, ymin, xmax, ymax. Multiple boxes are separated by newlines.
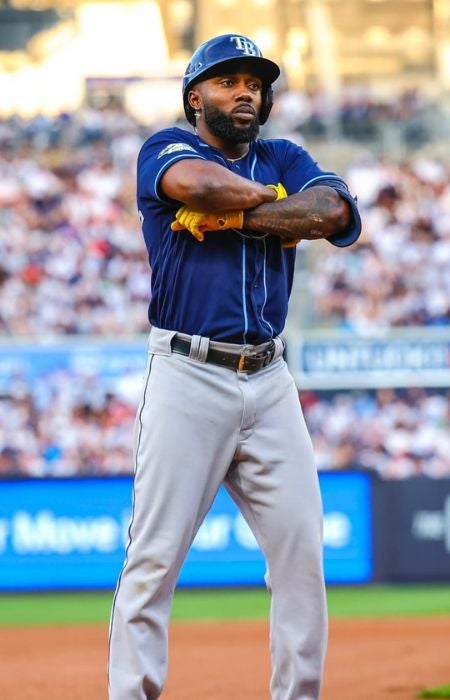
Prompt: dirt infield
<box><xmin>1</xmin><ymin>617</ymin><xmax>450</xmax><ymax>699</ymax></box>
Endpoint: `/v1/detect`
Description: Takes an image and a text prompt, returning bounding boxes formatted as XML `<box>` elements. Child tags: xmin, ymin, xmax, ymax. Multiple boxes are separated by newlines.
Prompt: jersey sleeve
<box><xmin>137</xmin><ymin>128</ymin><xmax>207</xmax><ymax>203</ymax></box>
<box><xmin>273</xmin><ymin>140</ymin><xmax>362</xmax><ymax>248</ymax></box>
<box><xmin>316</xmin><ymin>179</ymin><xmax>362</xmax><ymax>247</ymax></box>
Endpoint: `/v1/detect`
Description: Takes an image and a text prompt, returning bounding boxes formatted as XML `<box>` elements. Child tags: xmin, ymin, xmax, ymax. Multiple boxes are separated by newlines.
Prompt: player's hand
<box><xmin>171</xmin><ymin>206</ymin><xmax>244</xmax><ymax>242</ymax></box>
<box><xmin>266</xmin><ymin>182</ymin><xmax>301</xmax><ymax>249</ymax></box>
<box><xmin>266</xmin><ymin>182</ymin><xmax>287</xmax><ymax>200</ymax></box>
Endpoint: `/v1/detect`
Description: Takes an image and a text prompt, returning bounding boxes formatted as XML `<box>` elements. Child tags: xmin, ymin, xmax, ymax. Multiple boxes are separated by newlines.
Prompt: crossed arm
<box><xmin>244</xmin><ymin>186</ymin><xmax>352</xmax><ymax>242</ymax></box>
<box><xmin>161</xmin><ymin>159</ymin><xmax>352</xmax><ymax>245</ymax></box>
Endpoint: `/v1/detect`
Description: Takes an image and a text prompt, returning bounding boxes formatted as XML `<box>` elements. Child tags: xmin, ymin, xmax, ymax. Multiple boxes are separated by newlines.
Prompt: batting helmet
<box><xmin>183</xmin><ymin>34</ymin><xmax>281</xmax><ymax>126</ymax></box>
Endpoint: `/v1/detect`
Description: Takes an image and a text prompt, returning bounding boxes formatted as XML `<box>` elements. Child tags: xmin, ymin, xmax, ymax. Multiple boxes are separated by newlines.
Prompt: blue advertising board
<box><xmin>301</xmin><ymin>338</ymin><xmax>450</xmax><ymax>374</ymax></box>
<box><xmin>286</xmin><ymin>329</ymin><xmax>450</xmax><ymax>389</ymax></box>
<box><xmin>0</xmin><ymin>472</ymin><xmax>372</xmax><ymax>590</ymax></box>
<box><xmin>321</xmin><ymin>471</ymin><xmax>372</xmax><ymax>583</ymax></box>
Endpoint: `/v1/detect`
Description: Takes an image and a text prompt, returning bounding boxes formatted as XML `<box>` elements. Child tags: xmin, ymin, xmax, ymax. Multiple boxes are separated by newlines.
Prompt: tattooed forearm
<box><xmin>243</xmin><ymin>186</ymin><xmax>352</xmax><ymax>243</ymax></box>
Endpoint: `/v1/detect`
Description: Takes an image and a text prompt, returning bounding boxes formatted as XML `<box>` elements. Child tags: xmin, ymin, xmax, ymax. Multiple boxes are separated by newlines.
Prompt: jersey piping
<box><xmin>241</xmin><ymin>238</ymin><xmax>249</xmax><ymax>343</ymax></box>
<box><xmin>260</xmin><ymin>238</ymin><xmax>274</xmax><ymax>337</ymax></box>
<box><xmin>250</xmin><ymin>152</ymin><xmax>273</xmax><ymax>338</ymax></box>
<box><xmin>299</xmin><ymin>174</ymin><xmax>344</xmax><ymax>191</ymax></box>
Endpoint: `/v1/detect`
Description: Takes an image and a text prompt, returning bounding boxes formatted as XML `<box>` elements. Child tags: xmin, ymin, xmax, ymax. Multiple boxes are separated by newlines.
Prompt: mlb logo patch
<box><xmin>157</xmin><ymin>143</ymin><xmax>197</xmax><ymax>158</ymax></box>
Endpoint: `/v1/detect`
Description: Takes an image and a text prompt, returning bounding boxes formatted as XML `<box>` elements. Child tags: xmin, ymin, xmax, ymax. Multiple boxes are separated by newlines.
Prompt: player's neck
<box><xmin>195</xmin><ymin>126</ymin><xmax>250</xmax><ymax>161</ymax></box>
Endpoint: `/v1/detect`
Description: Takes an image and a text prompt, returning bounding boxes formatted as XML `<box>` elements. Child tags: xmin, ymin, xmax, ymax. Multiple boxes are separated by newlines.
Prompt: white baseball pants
<box><xmin>108</xmin><ymin>327</ymin><xmax>327</xmax><ymax>699</ymax></box>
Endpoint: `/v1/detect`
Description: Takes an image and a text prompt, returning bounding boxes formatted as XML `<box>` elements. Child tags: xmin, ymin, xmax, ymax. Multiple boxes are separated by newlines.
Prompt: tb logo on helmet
<box><xmin>229</xmin><ymin>36</ymin><xmax>259</xmax><ymax>57</ymax></box>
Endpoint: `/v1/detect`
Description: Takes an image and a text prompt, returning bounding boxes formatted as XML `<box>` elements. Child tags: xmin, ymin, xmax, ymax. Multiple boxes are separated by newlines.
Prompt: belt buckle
<box><xmin>237</xmin><ymin>345</ymin><xmax>253</xmax><ymax>372</ymax></box>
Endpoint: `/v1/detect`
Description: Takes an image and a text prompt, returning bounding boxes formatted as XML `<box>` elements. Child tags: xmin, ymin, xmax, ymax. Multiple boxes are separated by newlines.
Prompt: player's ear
<box><xmin>188</xmin><ymin>89</ymin><xmax>201</xmax><ymax>111</ymax></box>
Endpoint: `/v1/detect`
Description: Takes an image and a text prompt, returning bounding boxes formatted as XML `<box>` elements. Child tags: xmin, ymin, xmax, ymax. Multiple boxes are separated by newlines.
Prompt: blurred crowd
<box><xmin>0</xmin><ymin>91</ymin><xmax>449</xmax><ymax>478</ymax></box>
<box><xmin>301</xmin><ymin>156</ymin><xmax>450</xmax><ymax>330</ymax></box>
<box><xmin>301</xmin><ymin>387</ymin><xmax>449</xmax><ymax>479</ymax></box>
<box><xmin>0</xmin><ymin>107</ymin><xmax>150</xmax><ymax>336</ymax></box>
<box><xmin>0</xmin><ymin>368</ymin><xmax>447</xmax><ymax>480</ymax></box>
<box><xmin>0</xmin><ymin>367</ymin><xmax>136</xmax><ymax>478</ymax></box>
<box><xmin>268</xmin><ymin>85</ymin><xmax>437</xmax><ymax>146</ymax></box>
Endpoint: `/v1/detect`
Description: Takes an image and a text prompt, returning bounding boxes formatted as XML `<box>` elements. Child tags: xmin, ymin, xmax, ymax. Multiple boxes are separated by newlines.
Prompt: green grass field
<box><xmin>0</xmin><ymin>584</ymin><xmax>449</xmax><ymax>627</ymax></box>
<box><xmin>418</xmin><ymin>687</ymin><xmax>450</xmax><ymax>699</ymax></box>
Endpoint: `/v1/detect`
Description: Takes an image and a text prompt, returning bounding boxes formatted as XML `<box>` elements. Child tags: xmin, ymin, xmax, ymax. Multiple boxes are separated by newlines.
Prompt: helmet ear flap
<box><xmin>259</xmin><ymin>85</ymin><xmax>274</xmax><ymax>125</ymax></box>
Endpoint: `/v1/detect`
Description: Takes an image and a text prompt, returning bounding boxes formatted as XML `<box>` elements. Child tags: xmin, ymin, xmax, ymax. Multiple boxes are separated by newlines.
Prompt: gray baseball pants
<box><xmin>108</xmin><ymin>326</ymin><xmax>327</xmax><ymax>699</ymax></box>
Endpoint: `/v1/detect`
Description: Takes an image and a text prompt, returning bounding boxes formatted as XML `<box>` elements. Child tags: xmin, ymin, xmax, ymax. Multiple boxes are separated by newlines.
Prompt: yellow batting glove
<box><xmin>266</xmin><ymin>182</ymin><xmax>301</xmax><ymax>249</ymax></box>
<box><xmin>171</xmin><ymin>206</ymin><xmax>244</xmax><ymax>242</ymax></box>
<box><xmin>266</xmin><ymin>182</ymin><xmax>287</xmax><ymax>201</ymax></box>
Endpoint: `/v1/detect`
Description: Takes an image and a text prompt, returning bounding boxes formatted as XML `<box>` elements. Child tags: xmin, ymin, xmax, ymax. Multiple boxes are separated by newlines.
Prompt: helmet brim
<box><xmin>185</xmin><ymin>55</ymin><xmax>280</xmax><ymax>92</ymax></box>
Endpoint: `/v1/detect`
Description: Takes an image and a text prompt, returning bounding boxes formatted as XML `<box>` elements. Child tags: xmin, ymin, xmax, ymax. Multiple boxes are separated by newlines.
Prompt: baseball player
<box><xmin>108</xmin><ymin>33</ymin><xmax>361</xmax><ymax>700</ymax></box>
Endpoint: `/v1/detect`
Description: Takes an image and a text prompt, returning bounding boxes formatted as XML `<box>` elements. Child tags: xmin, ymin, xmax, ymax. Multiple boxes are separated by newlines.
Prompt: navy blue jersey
<box><xmin>137</xmin><ymin>127</ymin><xmax>361</xmax><ymax>344</ymax></box>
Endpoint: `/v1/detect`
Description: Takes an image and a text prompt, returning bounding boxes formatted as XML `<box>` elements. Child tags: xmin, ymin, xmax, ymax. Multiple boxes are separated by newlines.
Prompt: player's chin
<box><xmin>231</xmin><ymin>118</ymin><xmax>260</xmax><ymax>140</ymax></box>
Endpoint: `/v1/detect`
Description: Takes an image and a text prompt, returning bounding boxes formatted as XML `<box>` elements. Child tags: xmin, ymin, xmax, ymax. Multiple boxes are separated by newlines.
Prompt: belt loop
<box><xmin>273</xmin><ymin>337</ymin><xmax>284</xmax><ymax>361</ymax></box>
<box><xmin>189</xmin><ymin>335</ymin><xmax>209</xmax><ymax>363</ymax></box>
<box><xmin>198</xmin><ymin>336</ymin><xmax>210</xmax><ymax>362</ymax></box>
<box><xmin>149</xmin><ymin>327</ymin><xmax>176</xmax><ymax>355</ymax></box>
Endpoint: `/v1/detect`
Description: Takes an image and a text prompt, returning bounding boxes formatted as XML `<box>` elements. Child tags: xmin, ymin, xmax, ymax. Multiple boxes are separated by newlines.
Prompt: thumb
<box><xmin>171</xmin><ymin>220</ymin><xmax>185</xmax><ymax>231</ymax></box>
<box><xmin>191</xmin><ymin>228</ymin><xmax>204</xmax><ymax>242</ymax></box>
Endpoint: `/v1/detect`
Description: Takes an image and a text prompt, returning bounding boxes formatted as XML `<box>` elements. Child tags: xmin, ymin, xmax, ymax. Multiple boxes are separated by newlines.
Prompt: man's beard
<box><xmin>203</xmin><ymin>104</ymin><xmax>260</xmax><ymax>143</ymax></box>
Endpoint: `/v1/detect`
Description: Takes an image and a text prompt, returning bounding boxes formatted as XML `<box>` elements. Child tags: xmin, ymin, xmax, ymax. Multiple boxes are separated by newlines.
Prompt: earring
<box><xmin>194</xmin><ymin>110</ymin><xmax>201</xmax><ymax>119</ymax></box>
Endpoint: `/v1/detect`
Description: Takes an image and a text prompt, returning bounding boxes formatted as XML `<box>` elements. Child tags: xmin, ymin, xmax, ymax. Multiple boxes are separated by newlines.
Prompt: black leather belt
<box><xmin>171</xmin><ymin>336</ymin><xmax>276</xmax><ymax>372</ymax></box>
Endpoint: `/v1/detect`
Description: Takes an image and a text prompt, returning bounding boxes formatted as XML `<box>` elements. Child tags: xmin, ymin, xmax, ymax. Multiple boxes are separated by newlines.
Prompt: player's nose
<box><xmin>234</xmin><ymin>87</ymin><xmax>253</xmax><ymax>103</ymax></box>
